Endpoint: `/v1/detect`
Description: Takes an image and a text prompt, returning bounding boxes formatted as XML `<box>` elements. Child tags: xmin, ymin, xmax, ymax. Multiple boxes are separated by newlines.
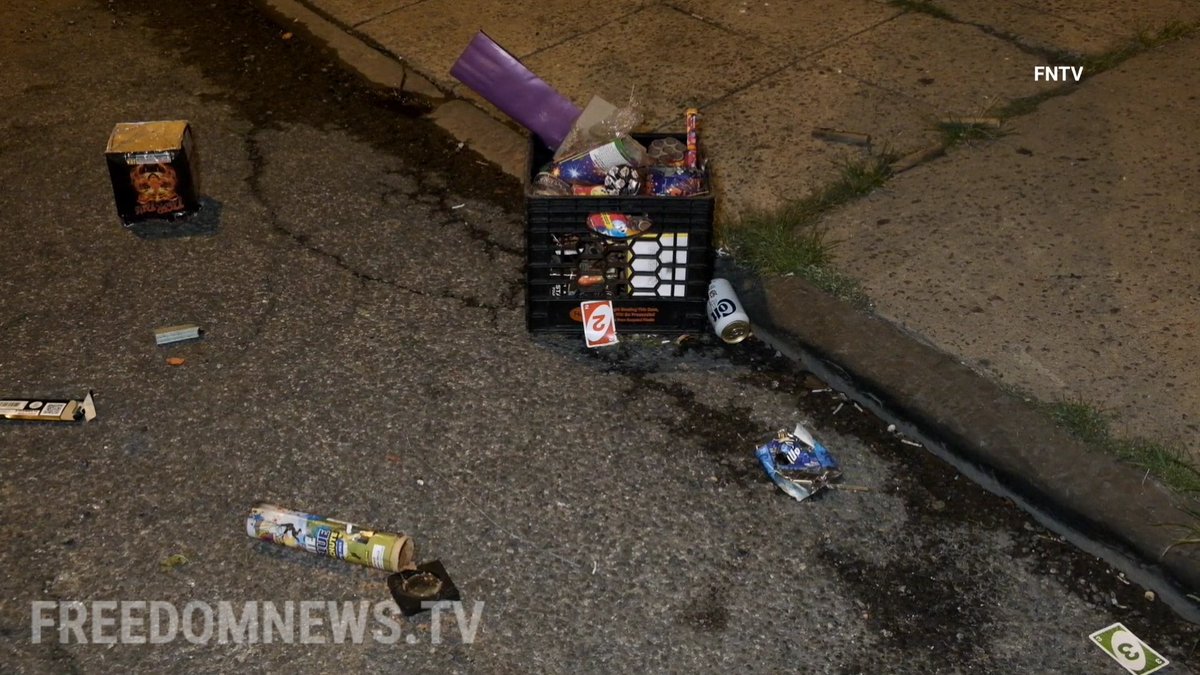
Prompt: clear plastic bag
<box><xmin>553</xmin><ymin>93</ymin><xmax>644</xmax><ymax>162</ymax></box>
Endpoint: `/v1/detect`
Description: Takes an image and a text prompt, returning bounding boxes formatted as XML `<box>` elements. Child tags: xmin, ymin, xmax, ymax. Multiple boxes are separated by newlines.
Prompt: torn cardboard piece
<box><xmin>0</xmin><ymin>392</ymin><xmax>97</xmax><ymax>423</ymax></box>
<box><xmin>387</xmin><ymin>560</ymin><xmax>461</xmax><ymax>616</ymax></box>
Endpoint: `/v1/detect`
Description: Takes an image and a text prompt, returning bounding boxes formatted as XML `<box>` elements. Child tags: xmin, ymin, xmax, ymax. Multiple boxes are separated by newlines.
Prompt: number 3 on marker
<box><xmin>1089</xmin><ymin>622</ymin><xmax>1168</xmax><ymax>675</ymax></box>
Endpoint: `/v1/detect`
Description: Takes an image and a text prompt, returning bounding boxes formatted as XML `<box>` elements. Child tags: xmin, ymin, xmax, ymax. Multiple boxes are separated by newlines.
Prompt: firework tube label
<box><xmin>581</xmin><ymin>300</ymin><xmax>619</xmax><ymax>347</ymax></box>
<box><xmin>0</xmin><ymin>391</ymin><xmax>97</xmax><ymax>423</ymax></box>
<box><xmin>551</xmin><ymin>137</ymin><xmax>645</xmax><ymax>185</ymax></box>
<box><xmin>105</xmin><ymin>121</ymin><xmax>200</xmax><ymax>225</ymax></box>
<box><xmin>245</xmin><ymin>502</ymin><xmax>415</xmax><ymax>572</ymax></box>
<box><xmin>572</xmin><ymin>185</ymin><xmax>612</xmax><ymax>196</ymax></box>
<box><xmin>685</xmin><ymin>109</ymin><xmax>699</xmax><ymax>169</ymax></box>
<box><xmin>642</xmin><ymin>167</ymin><xmax>706</xmax><ymax>197</ymax></box>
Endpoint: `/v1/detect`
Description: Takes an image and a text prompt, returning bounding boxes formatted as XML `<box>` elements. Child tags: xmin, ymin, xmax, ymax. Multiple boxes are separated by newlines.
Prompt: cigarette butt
<box><xmin>812</xmin><ymin>127</ymin><xmax>872</xmax><ymax>146</ymax></box>
<box><xmin>891</xmin><ymin>143</ymin><xmax>945</xmax><ymax>174</ymax></box>
<box><xmin>166</xmin><ymin>357</ymin><xmax>186</xmax><ymax>366</ymax></box>
<box><xmin>900</xmin><ymin>439</ymin><xmax>922</xmax><ymax>447</ymax></box>
<box><xmin>831</xmin><ymin>484</ymin><xmax>871</xmax><ymax>493</ymax></box>
<box><xmin>941</xmin><ymin>116</ymin><xmax>1001</xmax><ymax>128</ymax></box>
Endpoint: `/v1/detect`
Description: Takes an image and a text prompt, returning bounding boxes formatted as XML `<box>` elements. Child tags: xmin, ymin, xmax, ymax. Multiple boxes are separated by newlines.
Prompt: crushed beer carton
<box><xmin>755</xmin><ymin>424</ymin><xmax>840</xmax><ymax>501</ymax></box>
<box><xmin>105</xmin><ymin>121</ymin><xmax>200</xmax><ymax>225</ymax></box>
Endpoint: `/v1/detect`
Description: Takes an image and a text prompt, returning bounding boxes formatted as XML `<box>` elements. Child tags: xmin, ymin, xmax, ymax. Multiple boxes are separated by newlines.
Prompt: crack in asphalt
<box><xmin>432</xmin><ymin>205</ymin><xmax>523</xmax><ymax>261</ymax></box>
<box><xmin>241</xmin><ymin>128</ymin><xmax>519</xmax><ymax>324</ymax></box>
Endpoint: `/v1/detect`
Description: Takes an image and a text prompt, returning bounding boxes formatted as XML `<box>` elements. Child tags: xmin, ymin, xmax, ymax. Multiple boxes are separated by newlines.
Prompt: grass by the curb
<box><xmin>1161</xmin><ymin>505</ymin><xmax>1200</xmax><ymax>556</ymax></box>
<box><xmin>1044</xmin><ymin>399</ymin><xmax>1200</xmax><ymax>495</ymax></box>
<box><xmin>1079</xmin><ymin>21</ymin><xmax>1197</xmax><ymax>74</ymax></box>
<box><xmin>1046</xmin><ymin>398</ymin><xmax>1200</xmax><ymax>553</ymax></box>
<box><xmin>884</xmin><ymin>4</ymin><xmax>1198</xmax><ymax>122</ymax></box>
<box><xmin>724</xmin><ymin>154</ymin><xmax>896</xmax><ymax>309</ymax></box>
<box><xmin>936</xmin><ymin>118</ymin><xmax>1006</xmax><ymax>147</ymax></box>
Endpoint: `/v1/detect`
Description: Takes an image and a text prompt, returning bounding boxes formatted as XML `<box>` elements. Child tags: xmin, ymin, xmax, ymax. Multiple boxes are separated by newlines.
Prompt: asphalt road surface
<box><xmin>0</xmin><ymin>1</ymin><xmax>1197</xmax><ymax>672</ymax></box>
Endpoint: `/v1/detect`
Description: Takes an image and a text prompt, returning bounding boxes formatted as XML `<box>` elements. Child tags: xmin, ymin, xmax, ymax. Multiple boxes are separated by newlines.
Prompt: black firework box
<box><xmin>105</xmin><ymin>120</ymin><xmax>200</xmax><ymax>225</ymax></box>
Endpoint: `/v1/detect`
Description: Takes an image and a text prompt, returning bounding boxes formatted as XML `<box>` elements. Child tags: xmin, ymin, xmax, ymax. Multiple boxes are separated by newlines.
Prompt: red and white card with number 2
<box><xmin>581</xmin><ymin>300</ymin><xmax>618</xmax><ymax>348</ymax></box>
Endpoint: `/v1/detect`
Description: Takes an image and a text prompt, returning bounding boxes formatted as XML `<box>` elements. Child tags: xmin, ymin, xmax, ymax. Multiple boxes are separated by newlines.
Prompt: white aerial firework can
<box><xmin>707</xmin><ymin>278</ymin><xmax>751</xmax><ymax>343</ymax></box>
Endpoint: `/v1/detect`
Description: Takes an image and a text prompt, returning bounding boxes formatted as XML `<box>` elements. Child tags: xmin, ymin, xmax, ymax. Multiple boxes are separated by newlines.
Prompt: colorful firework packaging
<box><xmin>587</xmin><ymin>212</ymin><xmax>653</xmax><ymax>239</ymax></box>
<box><xmin>548</xmin><ymin>232</ymin><xmax>632</xmax><ymax>298</ymax></box>
<box><xmin>105</xmin><ymin>121</ymin><xmax>200</xmax><ymax>226</ymax></box>
<box><xmin>643</xmin><ymin>167</ymin><xmax>707</xmax><ymax>197</ymax></box>
<box><xmin>647</xmin><ymin>137</ymin><xmax>686</xmax><ymax>166</ymax></box>
<box><xmin>245</xmin><ymin>502</ymin><xmax>415</xmax><ymax>572</ymax></box>
<box><xmin>572</xmin><ymin>184</ymin><xmax>613</xmax><ymax>196</ymax></box>
<box><xmin>550</xmin><ymin>137</ymin><xmax>646</xmax><ymax>185</ymax></box>
<box><xmin>531</xmin><ymin>171</ymin><xmax>572</xmax><ymax>196</ymax></box>
<box><xmin>685</xmin><ymin>108</ymin><xmax>700</xmax><ymax>169</ymax></box>
<box><xmin>604</xmin><ymin>165</ymin><xmax>642</xmax><ymax>195</ymax></box>
<box><xmin>531</xmin><ymin>109</ymin><xmax>707</xmax><ymax>197</ymax></box>
<box><xmin>755</xmin><ymin>425</ymin><xmax>841</xmax><ymax>502</ymax></box>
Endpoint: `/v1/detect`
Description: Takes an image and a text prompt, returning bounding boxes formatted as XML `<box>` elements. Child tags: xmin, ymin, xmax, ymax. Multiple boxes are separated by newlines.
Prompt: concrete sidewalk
<box><xmin>263</xmin><ymin>0</ymin><xmax>1200</xmax><ymax>592</ymax></box>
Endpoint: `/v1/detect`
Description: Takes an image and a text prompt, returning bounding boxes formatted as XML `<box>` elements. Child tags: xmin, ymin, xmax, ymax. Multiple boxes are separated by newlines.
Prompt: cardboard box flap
<box><xmin>106</xmin><ymin>121</ymin><xmax>189</xmax><ymax>154</ymax></box>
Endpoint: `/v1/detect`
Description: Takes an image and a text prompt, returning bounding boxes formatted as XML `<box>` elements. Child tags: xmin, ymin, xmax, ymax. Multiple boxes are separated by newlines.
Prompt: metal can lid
<box><xmin>721</xmin><ymin>321</ymin><xmax>752</xmax><ymax>344</ymax></box>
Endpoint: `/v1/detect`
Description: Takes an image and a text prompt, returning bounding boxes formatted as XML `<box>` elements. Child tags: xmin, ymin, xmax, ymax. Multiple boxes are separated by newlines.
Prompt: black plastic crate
<box><xmin>525</xmin><ymin>133</ymin><xmax>715</xmax><ymax>334</ymax></box>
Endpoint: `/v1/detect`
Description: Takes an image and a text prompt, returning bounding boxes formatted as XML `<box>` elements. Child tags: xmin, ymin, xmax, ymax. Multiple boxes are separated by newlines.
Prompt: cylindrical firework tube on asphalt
<box><xmin>245</xmin><ymin>502</ymin><xmax>415</xmax><ymax>572</ymax></box>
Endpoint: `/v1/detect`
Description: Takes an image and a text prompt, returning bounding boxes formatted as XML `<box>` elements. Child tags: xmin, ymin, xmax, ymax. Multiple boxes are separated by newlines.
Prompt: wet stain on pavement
<box><xmin>569</xmin><ymin>334</ymin><xmax>1200</xmax><ymax>663</ymax></box>
<box><xmin>679</xmin><ymin>584</ymin><xmax>731</xmax><ymax>633</ymax></box>
<box><xmin>819</xmin><ymin>542</ymin><xmax>996</xmax><ymax>665</ymax></box>
<box><xmin>108</xmin><ymin>0</ymin><xmax>524</xmax><ymax>318</ymax></box>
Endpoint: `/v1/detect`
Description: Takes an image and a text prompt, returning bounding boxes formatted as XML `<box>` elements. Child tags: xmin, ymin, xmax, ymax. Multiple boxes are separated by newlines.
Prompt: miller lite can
<box><xmin>707</xmin><ymin>278</ymin><xmax>751</xmax><ymax>343</ymax></box>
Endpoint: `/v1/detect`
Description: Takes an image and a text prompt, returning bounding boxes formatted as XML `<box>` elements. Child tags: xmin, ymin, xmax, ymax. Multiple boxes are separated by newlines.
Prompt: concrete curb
<box><xmin>731</xmin><ymin>272</ymin><xmax>1200</xmax><ymax>603</ymax></box>
<box><xmin>255</xmin><ymin>0</ymin><xmax>526</xmax><ymax>178</ymax></box>
<box><xmin>253</xmin><ymin>0</ymin><xmax>1200</xmax><ymax>608</ymax></box>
